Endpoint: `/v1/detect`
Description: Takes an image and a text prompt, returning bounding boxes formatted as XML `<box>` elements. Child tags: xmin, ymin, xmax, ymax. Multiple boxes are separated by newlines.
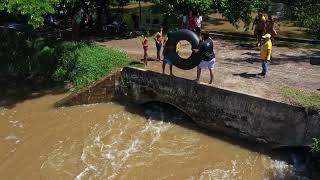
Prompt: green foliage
<box><xmin>281</xmin><ymin>87</ymin><xmax>320</xmax><ymax>109</ymax></box>
<box><xmin>311</xmin><ymin>138</ymin><xmax>320</xmax><ymax>155</ymax></box>
<box><xmin>282</xmin><ymin>0</ymin><xmax>320</xmax><ymax>39</ymax></box>
<box><xmin>0</xmin><ymin>0</ymin><xmax>58</xmax><ymax>28</ymax></box>
<box><xmin>151</xmin><ymin>0</ymin><xmax>213</xmax><ymax>16</ymax></box>
<box><xmin>54</xmin><ymin>42</ymin><xmax>129</xmax><ymax>90</ymax></box>
<box><xmin>212</xmin><ymin>0</ymin><xmax>269</xmax><ymax>29</ymax></box>
<box><xmin>152</xmin><ymin>0</ymin><xmax>268</xmax><ymax>29</ymax></box>
<box><xmin>0</xmin><ymin>31</ymin><xmax>130</xmax><ymax>90</ymax></box>
<box><xmin>0</xmin><ymin>29</ymin><xmax>59</xmax><ymax>77</ymax></box>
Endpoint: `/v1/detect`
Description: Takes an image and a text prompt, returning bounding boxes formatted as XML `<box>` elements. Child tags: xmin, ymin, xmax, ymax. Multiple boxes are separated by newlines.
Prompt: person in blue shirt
<box><xmin>194</xmin><ymin>33</ymin><xmax>216</xmax><ymax>84</ymax></box>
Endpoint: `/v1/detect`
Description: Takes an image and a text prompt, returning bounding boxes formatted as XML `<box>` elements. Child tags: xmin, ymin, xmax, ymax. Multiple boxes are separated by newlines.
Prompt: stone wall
<box><xmin>56</xmin><ymin>67</ymin><xmax>320</xmax><ymax>146</ymax></box>
<box><xmin>54</xmin><ymin>72</ymin><xmax>120</xmax><ymax>107</ymax></box>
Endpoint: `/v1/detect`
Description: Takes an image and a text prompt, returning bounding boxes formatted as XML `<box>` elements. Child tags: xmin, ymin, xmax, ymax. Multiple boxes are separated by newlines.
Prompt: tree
<box><xmin>282</xmin><ymin>0</ymin><xmax>320</xmax><ymax>39</ymax></box>
<box><xmin>212</xmin><ymin>0</ymin><xmax>269</xmax><ymax>30</ymax></box>
<box><xmin>0</xmin><ymin>0</ymin><xmax>59</xmax><ymax>28</ymax></box>
<box><xmin>152</xmin><ymin>0</ymin><xmax>268</xmax><ymax>30</ymax></box>
<box><xmin>152</xmin><ymin>0</ymin><xmax>213</xmax><ymax>16</ymax></box>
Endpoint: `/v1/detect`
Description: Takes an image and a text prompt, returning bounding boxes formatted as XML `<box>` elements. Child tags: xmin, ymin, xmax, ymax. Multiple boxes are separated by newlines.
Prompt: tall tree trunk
<box><xmin>95</xmin><ymin>0</ymin><xmax>107</xmax><ymax>32</ymax></box>
<box><xmin>139</xmin><ymin>0</ymin><xmax>142</xmax><ymax>23</ymax></box>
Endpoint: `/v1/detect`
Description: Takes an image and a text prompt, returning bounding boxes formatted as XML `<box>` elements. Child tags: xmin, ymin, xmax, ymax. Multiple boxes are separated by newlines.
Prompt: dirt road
<box><xmin>100</xmin><ymin>37</ymin><xmax>320</xmax><ymax>103</ymax></box>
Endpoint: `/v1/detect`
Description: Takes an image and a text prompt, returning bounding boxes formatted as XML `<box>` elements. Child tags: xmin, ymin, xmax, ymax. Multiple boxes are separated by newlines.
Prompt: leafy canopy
<box><xmin>0</xmin><ymin>0</ymin><xmax>59</xmax><ymax>28</ymax></box>
<box><xmin>152</xmin><ymin>0</ymin><xmax>269</xmax><ymax>29</ymax></box>
<box><xmin>282</xmin><ymin>0</ymin><xmax>320</xmax><ymax>38</ymax></box>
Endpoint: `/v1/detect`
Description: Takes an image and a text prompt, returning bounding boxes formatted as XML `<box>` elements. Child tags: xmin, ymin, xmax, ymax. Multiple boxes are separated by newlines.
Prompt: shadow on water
<box><xmin>0</xmin><ymin>77</ymin><xmax>68</xmax><ymax>109</ymax></box>
<box><xmin>113</xmin><ymin>100</ymin><xmax>317</xmax><ymax>179</ymax></box>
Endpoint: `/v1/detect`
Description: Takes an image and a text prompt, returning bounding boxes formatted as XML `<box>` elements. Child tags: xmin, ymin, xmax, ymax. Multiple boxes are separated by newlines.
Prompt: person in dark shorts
<box><xmin>154</xmin><ymin>27</ymin><xmax>163</xmax><ymax>61</ymax></box>
<box><xmin>252</xmin><ymin>12</ymin><xmax>266</xmax><ymax>47</ymax></box>
<box><xmin>162</xmin><ymin>37</ymin><xmax>173</xmax><ymax>75</ymax></box>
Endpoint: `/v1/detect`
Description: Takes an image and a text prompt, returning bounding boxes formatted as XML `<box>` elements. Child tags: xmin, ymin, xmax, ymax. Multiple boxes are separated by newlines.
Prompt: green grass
<box><xmin>53</xmin><ymin>42</ymin><xmax>130</xmax><ymax>91</ymax></box>
<box><xmin>281</xmin><ymin>87</ymin><xmax>320</xmax><ymax>109</ymax></box>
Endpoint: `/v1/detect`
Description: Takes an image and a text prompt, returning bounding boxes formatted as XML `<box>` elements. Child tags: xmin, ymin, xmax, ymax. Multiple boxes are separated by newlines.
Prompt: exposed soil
<box><xmin>99</xmin><ymin>37</ymin><xmax>320</xmax><ymax>103</ymax></box>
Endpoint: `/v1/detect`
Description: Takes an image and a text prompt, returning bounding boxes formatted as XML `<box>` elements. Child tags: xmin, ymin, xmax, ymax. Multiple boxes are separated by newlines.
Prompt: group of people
<box><xmin>142</xmin><ymin>10</ymin><xmax>274</xmax><ymax>84</ymax></box>
<box><xmin>182</xmin><ymin>11</ymin><xmax>203</xmax><ymax>35</ymax></box>
<box><xmin>142</xmin><ymin>27</ymin><xmax>216</xmax><ymax>84</ymax></box>
<box><xmin>252</xmin><ymin>11</ymin><xmax>277</xmax><ymax>47</ymax></box>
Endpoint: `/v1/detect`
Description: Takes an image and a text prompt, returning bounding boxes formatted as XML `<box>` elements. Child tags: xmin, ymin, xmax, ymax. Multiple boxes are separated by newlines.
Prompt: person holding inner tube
<box><xmin>154</xmin><ymin>26</ymin><xmax>163</xmax><ymax>61</ymax></box>
<box><xmin>193</xmin><ymin>32</ymin><xmax>216</xmax><ymax>84</ymax></box>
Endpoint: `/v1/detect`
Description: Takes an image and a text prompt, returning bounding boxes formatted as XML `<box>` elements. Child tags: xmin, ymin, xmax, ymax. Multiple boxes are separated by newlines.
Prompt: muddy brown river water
<box><xmin>0</xmin><ymin>92</ymin><xmax>302</xmax><ymax>180</ymax></box>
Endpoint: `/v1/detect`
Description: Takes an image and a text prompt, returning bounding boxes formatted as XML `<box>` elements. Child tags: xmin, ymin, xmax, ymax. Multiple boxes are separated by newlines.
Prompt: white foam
<box><xmin>5</xmin><ymin>134</ymin><xmax>18</xmax><ymax>140</ymax></box>
<box><xmin>75</xmin><ymin>167</ymin><xmax>90</xmax><ymax>180</ymax></box>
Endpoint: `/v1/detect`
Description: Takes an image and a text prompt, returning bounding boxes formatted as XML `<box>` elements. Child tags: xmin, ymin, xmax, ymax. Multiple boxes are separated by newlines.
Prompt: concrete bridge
<box><xmin>56</xmin><ymin>67</ymin><xmax>320</xmax><ymax>147</ymax></box>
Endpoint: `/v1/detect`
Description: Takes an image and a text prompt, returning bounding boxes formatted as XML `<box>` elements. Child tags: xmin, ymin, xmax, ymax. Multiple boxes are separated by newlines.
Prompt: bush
<box><xmin>0</xmin><ymin>30</ymin><xmax>130</xmax><ymax>90</ymax></box>
<box><xmin>53</xmin><ymin>42</ymin><xmax>129</xmax><ymax>90</ymax></box>
<box><xmin>0</xmin><ymin>29</ymin><xmax>59</xmax><ymax>77</ymax></box>
<box><xmin>311</xmin><ymin>138</ymin><xmax>320</xmax><ymax>155</ymax></box>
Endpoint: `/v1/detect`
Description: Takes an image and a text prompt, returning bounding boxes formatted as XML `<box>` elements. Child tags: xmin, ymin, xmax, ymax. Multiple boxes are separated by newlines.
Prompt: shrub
<box><xmin>53</xmin><ymin>42</ymin><xmax>129</xmax><ymax>90</ymax></box>
<box><xmin>311</xmin><ymin>138</ymin><xmax>320</xmax><ymax>155</ymax></box>
<box><xmin>0</xmin><ymin>30</ymin><xmax>130</xmax><ymax>90</ymax></box>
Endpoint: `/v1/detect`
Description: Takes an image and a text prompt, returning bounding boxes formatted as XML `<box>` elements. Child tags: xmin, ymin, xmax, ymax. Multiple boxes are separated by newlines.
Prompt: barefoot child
<box><xmin>142</xmin><ymin>32</ymin><xmax>148</xmax><ymax>66</ymax></box>
<box><xmin>154</xmin><ymin>27</ymin><xmax>163</xmax><ymax>61</ymax></box>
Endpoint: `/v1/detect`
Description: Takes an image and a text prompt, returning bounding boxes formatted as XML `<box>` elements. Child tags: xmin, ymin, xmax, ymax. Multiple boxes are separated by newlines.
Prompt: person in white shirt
<box><xmin>195</xmin><ymin>13</ymin><xmax>203</xmax><ymax>28</ymax></box>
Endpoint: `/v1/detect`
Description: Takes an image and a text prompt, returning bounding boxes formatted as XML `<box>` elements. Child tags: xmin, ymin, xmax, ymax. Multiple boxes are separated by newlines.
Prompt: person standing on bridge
<box><xmin>154</xmin><ymin>27</ymin><xmax>163</xmax><ymax>61</ymax></box>
<box><xmin>162</xmin><ymin>37</ymin><xmax>174</xmax><ymax>75</ymax></box>
<box><xmin>194</xmin><ymin>33</ymin><xmax>216</xmax><ymax>84</ymax></box>
<box><xmin>142</xmin><ymin>32</ymin><xmax>149</xmax><ymax>66</ymax></box>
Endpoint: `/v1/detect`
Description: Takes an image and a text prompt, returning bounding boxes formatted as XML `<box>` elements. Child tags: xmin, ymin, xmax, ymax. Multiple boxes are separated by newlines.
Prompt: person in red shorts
<box><xmin>142</xmin><ymin>32</ymin><xmax>149</xmax><ymax>66</ymax></box>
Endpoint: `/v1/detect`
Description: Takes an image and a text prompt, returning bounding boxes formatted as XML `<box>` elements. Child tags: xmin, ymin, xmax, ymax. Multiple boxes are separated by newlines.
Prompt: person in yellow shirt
<box><xmin>260</xmin><ymin>33</ymin><xmax>272</xmax><ymax>77</ymax></box>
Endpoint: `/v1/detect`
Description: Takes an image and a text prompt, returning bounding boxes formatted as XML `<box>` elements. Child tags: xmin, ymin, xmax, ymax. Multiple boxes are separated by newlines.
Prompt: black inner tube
<box><xmin>164</xmin><ymin>29</ymin><xmax>201</xmax><ymax>70</ymax></box>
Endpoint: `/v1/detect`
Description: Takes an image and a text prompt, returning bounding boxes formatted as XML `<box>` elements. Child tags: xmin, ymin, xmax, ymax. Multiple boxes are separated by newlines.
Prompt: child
<box><xmin>162</xmin><ymin>37</ymin><xmax>173</xmax><ymax>75</ymax></box>
<box><xmin>154</xmin><ymin>27</ymin><xmax>163</xmax><ymax>61</ymax></box>
<box><xmin>142</xmin><ymin>32</ymin><xmax>148</xmax><ymax>66</ymax></box>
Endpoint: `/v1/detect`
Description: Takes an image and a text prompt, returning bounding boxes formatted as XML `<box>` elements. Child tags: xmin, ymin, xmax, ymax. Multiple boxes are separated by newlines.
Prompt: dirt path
<box><xmin>100</xmin><ymin>37</ymin><xmax>320</xmax><ymax>103</ymax></box>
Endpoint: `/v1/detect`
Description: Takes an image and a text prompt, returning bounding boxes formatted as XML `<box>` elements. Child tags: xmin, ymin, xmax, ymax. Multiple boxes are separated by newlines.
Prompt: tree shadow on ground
<box><xmin>204</xmin><ymin>17</ymin><xmax>227</xmax><ymax>26</ymax></box>
<box><xmin>0</xmin><ymin>77</ymin><xmax>68</xmax><ymax>109</ymax></box>
<box><xmin>233</xmin><ymin>72</ymin><xmax>262</xmax><ymax>79</ymax></box>
<box><xmin>225</xmin><ymin>50</ymin><xmax>320</xmax><ymax>65</ymax></box>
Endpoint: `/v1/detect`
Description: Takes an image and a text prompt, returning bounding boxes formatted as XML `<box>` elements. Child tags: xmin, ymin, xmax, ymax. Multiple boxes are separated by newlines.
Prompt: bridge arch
<box><xmin>139</xmin><ymin>100</ymin><xmax>196</xmax><ymax>125</ymax></box>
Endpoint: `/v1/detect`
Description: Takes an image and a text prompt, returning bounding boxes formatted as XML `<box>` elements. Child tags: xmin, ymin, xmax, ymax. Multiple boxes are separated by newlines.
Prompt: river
<box><xmin>0</xmin><ymin>86</ymin><xmax>305</xmax><ymax>180</ymax></box>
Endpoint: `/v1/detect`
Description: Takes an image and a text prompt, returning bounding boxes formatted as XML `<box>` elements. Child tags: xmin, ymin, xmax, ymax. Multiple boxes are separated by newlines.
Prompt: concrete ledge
<box><xmin>56</xmin><ymin>67</ymin><xmax>320</xmax><ymax>147</ymax></box>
